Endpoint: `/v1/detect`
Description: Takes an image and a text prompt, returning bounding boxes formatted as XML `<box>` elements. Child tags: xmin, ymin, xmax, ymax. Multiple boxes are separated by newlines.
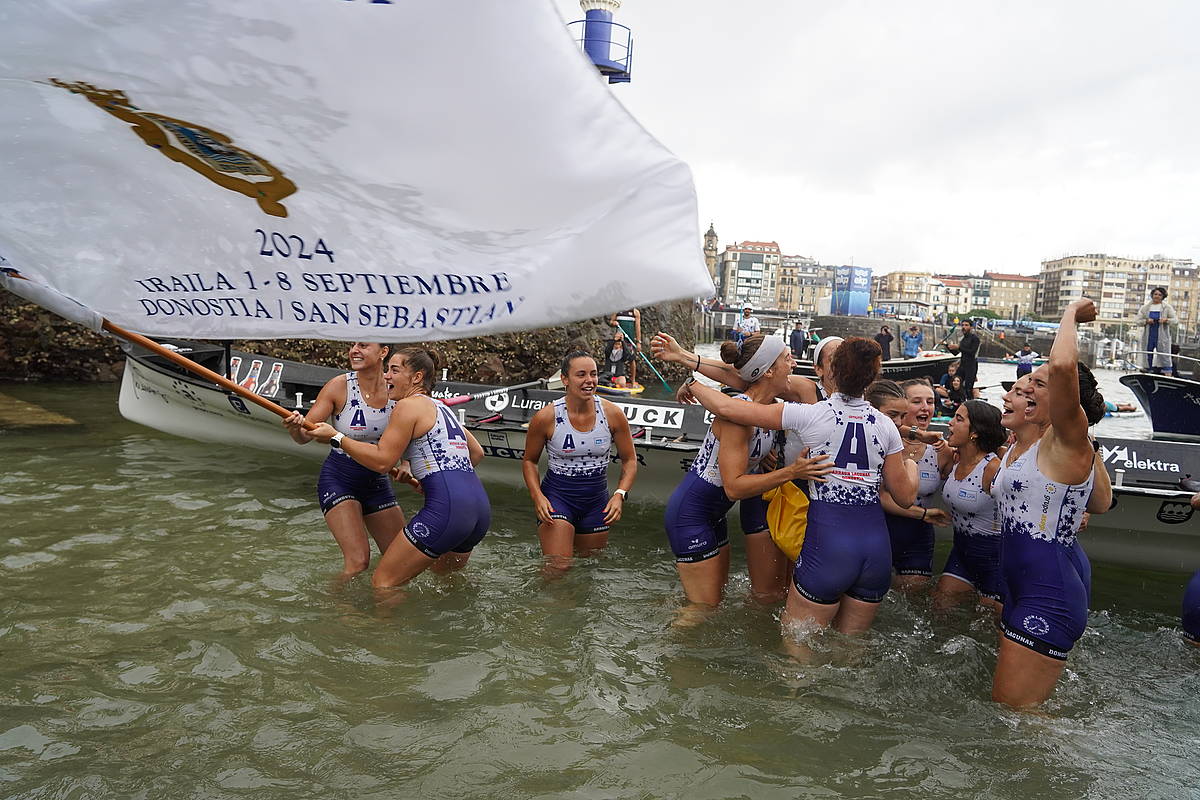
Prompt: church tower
<box><xmin>703</xmin><ymin>222</ymin><xmax>719</xmax><ymax>282</ymax></box>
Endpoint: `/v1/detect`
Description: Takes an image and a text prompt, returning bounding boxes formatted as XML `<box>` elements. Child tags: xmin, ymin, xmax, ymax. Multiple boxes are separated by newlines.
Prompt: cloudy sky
<box><xmin>553</xmin><ymin>0</ymin><xmax>1200</xmax><ymax>275</ymax></box>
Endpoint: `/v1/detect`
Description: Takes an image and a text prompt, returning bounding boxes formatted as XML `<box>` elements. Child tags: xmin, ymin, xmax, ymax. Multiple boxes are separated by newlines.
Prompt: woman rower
<box><xmin>522</xmin><ymin>351</ymin><xmax>637</xmax><ymax>573</ymax></box>
<box><xmin>282</xmin><ymin>342</ymin><xmax>404</xmax><ymax>579</ymax></box>
<box><xmin>663</xmin><ymin>334</ymin><xmax>832</xmax><ymax>618</ymax></box>
<box><xmin>882</xmin><ymin>379</ymin><xmax>948</xmax><ymax>589</ymax></box>
<box><xmin>684</xmin><ymin>338</ymin><xmax>917</xmax><ymax>635</ymax></box>
<box><xmin>649</xmin><ymin>330</ymin><xmax>824</xmax><ymax>588</ymax></box>
<box><xmin>991</xmin><ymin>298</ymin><xmax>1108</xmax><ymax>707</ymax></box>
<box><xmin>304</xmin><ymin>347</ymin><xmax>491</xmax><ymax>590</ymax></box>
<box><xmin>931</xmin><ymin>400</ymin><xmax>1006</xmax><ymax>611</ymax></box>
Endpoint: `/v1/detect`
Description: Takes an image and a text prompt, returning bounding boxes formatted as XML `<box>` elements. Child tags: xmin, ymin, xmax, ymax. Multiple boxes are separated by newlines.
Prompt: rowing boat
<box><xmin>121</xmin><ymin>339</ymin><xmax>1200</xmax><ymax>573</ymax></box>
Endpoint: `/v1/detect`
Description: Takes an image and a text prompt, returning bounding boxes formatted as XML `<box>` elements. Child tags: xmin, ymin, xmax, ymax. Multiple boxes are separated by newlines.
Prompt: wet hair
<box><xmin>1151</xmin><ymin>286</ymin><xmax>1169</xmax><ymax>300</ymax></box>
<box><xmin>961</xmin><ymin>400</ymin><xmax>1006</xmax><ymax>453</ymax></box>
<box><xmin>1078</xmin><ymin>361</ymin><xmax>1106</xmax><ymax>425</ymax></box>
<box><xmin>392</xmin><ymin>346</ymin><xmax>442</xmax><ymax>392</ymax></box>
<box><xmin>719</xmin><ymin>333</ymin><xmax>765</xmax><ymax>370</ymax></box>
<box><xmin>560</xmin><ymin>350</ymin><xmax>596</xmax><ymax>376</ymax></box>
<box><xmin>830</xmin><ymin>337</ymin><xmax>881</xmax><ymax>397</ymax></box>
<box><xmin>865</xmin><ymin>379</ymin><xmax>905</xmax><ymax>410</ymax></box>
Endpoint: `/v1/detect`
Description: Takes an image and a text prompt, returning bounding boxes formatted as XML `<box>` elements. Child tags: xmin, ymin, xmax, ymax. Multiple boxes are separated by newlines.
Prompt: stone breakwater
<box><xmin>0</xmin><ymin>291</ymin><xmax>698</xmax><ymax>385</ymax></box>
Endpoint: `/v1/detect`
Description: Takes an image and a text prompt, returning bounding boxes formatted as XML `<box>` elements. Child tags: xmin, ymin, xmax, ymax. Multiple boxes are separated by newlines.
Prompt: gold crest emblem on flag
<box><xmin>48</xmin><ymin>79</ymin><xmax>297</xmax><ymax>218</ymax></box>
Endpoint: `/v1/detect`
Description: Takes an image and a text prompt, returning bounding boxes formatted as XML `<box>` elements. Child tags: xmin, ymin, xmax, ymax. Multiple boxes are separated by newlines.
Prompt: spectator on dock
<box><xmin>1134</xmin><ymin>287</ymin><xmax>1177</xmax><ymax>374</ymax></box>
<box><xmin>874</xmin><ymin>325</ymin><xmax>894</xmax><ymax>361</ymax></box>
<box><xmin>734</xmin><ymin>305</ymin><xmax>762</xmax><ymax>341</ymax></box>
<box><xmin>948</xmin><ymin>320</ymin><xmax>980</xmax><ymax>394</ymax></box>
<box><xmin>901</xmin><ymin>325</ymin><xmax>924</xmax><ymax>358</ymax></box>
<box><xmin>789</xmin><ymin>324</ymin><xmax>808</xmax><ymax>360</ymax></box>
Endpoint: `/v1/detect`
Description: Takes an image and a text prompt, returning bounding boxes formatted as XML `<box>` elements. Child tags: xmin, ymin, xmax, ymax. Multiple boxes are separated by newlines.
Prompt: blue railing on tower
<box><xmin>566</xmin><ymin>17</ymin><xmax>633</xmax><ymax>84</ymax></box>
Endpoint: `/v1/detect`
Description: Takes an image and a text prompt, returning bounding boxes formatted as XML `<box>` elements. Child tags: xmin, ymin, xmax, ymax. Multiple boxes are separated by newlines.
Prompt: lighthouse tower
<box><xmin>568</xmin><ymin>0</ymin><xmax>633</xmax><ymax>84</ymax></box>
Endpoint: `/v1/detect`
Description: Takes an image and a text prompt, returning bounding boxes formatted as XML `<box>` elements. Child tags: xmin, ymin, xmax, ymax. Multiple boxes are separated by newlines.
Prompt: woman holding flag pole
<box><xmin>282</xmin><ymin>342</ymin><xmax>406</xmax><ymax>581</ymax></box>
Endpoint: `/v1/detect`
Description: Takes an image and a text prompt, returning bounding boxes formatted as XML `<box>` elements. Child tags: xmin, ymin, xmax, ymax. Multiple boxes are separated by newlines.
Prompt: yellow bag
<box><xmin>763</xmin><ymin>481</ymin><xmax>810</xmax><ymax>561</ymax></box>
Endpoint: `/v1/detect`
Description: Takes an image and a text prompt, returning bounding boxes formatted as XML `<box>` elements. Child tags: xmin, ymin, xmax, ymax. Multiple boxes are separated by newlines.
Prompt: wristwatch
<box><xmin>906</xmin><ymin>426</ymin><xmax>918</xmax><ymax>442</ymax></box>
<box><xmin>330</xmin><ymin>432</ymin><xmax>346</xmax><ymax>450</ymax></box>
<box><xmin>615</xmin><ymin>488</ymin><xmax>628</xmax><ymax>499</ymax></box>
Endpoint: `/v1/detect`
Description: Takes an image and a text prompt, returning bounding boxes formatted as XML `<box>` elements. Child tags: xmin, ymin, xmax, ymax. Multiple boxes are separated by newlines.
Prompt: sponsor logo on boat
<box><xmin>1156</xmin><ymin>501</ymin><xmax>1194</xmax><ymax>524</ymax></box>
<box><xmin>1099</xmin><ymin>444</ymin><xmax>1181</xmax><ymax>474</ymax></box>
<box><xmin>613</xmin><ymin>403</ymin><xmax>684</xmax><ymax>430</ymax></box>
<box><xmin>227</xmin><ymin>396</ymin><xmax>250</xmax><ymax>415</ymax></box>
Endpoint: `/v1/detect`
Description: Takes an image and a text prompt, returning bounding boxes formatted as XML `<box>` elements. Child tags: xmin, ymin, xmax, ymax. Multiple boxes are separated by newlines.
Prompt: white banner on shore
<box><xmin>0</xmin><ymin>1</ymin><xmax>711</xmax><ymax>341</ymax></box>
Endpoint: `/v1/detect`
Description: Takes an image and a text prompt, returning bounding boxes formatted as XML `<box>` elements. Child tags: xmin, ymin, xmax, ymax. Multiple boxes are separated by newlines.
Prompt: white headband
<box><xmin>737</xmin><ymin>336</ymin><xmax>788</xmax><ymax>382</ymax></box>
<box><xmin>812</xmin><ymin>336</ymin><xmax>844</xmax><ymax>368</ymax></box>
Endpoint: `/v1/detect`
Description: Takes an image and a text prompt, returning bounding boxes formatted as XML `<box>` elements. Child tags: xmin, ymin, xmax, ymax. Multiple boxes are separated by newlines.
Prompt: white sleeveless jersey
<box><xmin>404</xmin><ymin>397</ymin><xmax>475</xmax><ymax>479</ymax></box>
<box><xmin>942</xmin><ymin>454</ymin><xmax>1000</xmax><ymax>538</ymax></box>
<box><xmin>780</xmin><ymin>393</ymin><xmax>903</xmax><ymax>506</ymax></box>
<box><xmin>913</xmin><ymin>444</ymin><xmax>944</xmax><ymax>509</ymax></box>
<box><xmin>782</xmin><ymin>380</ymin><xmax>826</xmax><ymax>466</ymax></box>
<box><xmin>545</xmin><ymin>397</ymin><xmax>612</xmax><ymax>478</ymax></box>
<box><xmin>332</xmin><ymin>373</ymin><xmax>394</xmax><ymax>444</ymax></box>
<box><xmin>690</xmin><ymin>394</ymin><xmax>776</xmax><ymax>488</ymax></box>
<box><xmin>992</xmin><ymin>440</ymin><xmax>1093</xmax><ymax>547</ymax></box>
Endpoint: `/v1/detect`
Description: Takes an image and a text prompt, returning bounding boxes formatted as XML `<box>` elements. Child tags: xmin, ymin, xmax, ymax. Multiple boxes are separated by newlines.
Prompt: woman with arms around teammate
<box><xmin>304</xmin><ymin>347</ymin><xmax>490</xmax><ymax>590</ymax></box>
<box><xmin>931</xmin><ymin>400</ymin><xmax>1007</xmax><ymax>611</ymax></box>
<box><xmin>685</xmin><ymin>338</ymin><xmax>917</xmax><ymax>636</ymax></box>
<box><xmin>663</xmin><ymin>334</ymin><xmax>832</xmax><ymax>619</ymax></box>
<box><xmin>523</xmin><ymin>351</ymin><xmax>637</xmax><ymax>574</ymax></box>
<box><xmin>991</xmin><ymin>299</ymin><xmax>1108</xmax><ymax>707</ymax></box>
<box><xmin>881</xmin><ymin>379</ymin><xmax>948</xmax><ymax>590</ymax></box>
<box><xmin>283</xmin><ymin>342</ymin><xmax>405</xmax><ymax>580</ymax></box>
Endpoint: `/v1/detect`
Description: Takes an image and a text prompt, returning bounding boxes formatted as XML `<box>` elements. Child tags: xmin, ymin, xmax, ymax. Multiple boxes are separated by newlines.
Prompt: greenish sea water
<box><xmin>1</xmin><ymin>382</ymin><xmax>1197</xmax><ymax>799</ymax></box>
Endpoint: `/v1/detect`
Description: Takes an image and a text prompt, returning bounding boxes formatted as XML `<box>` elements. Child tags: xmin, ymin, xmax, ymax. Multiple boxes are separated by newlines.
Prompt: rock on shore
<box><xmin>0</xmin><ymin>291</ymin><xmax>698</xmax><ymax>384</ymax></box>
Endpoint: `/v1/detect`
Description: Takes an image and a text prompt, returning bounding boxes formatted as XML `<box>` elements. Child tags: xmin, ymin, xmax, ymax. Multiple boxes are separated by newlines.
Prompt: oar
<box><xmin>637</xmin><ymin>350</ymin><xmax>671</xmax><ymax>391</ymax></box>
<box><xmin>440</xmin><ymin>379</ymin><xmax>547</xmax><ymax>407</ymax></box>
<box><xmin>0</xmin><ymin>269</ymin><xmax>426</xmax><ymax>487</ymax></box>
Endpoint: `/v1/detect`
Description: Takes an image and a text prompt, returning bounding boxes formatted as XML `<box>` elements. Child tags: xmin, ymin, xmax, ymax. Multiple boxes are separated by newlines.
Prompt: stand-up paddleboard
<box><xmin>597</xmin><ymin>382</ymin><xmax>645</xmax><ymax>397</ymax></box>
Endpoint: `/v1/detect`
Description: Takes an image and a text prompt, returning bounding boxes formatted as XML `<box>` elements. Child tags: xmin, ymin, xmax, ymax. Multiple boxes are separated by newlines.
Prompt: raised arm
<box><xmin>650</xmin><ymin>331</ymin><xmax>750</xmax><ymax>390</ymax></box>
<box><xmin>1046</xmin><ymin>299</ymin><xmax>1094</xmax><ymax>445</ymax></box>
<box><xmin>687</xmin><ymin>380</ymin><xmax>786</xmax><ymax>429</ymax></box>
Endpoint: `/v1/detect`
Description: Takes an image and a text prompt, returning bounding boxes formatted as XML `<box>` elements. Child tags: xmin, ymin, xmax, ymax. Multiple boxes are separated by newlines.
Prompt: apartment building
<box><xmin>717</xmin><ymin>240</ymin><xmax>781</xmax><ymax>309</ymax></box>
<box><xmin>984</xmin><ymin>272</ymin><xmax>1039</xmax><ymax>318</ymax></box>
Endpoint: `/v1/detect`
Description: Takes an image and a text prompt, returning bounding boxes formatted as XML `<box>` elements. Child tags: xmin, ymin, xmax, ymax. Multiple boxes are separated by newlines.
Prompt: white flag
<box><xmin>0</xmin><ymin>0</ymin><xmax>711</xmax><ymax>341</ymax></box>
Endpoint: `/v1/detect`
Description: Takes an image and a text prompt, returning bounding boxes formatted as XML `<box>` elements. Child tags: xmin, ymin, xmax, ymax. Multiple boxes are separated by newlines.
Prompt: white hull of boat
<box><xmin>120</xmin><ymin>350</ymin><xmax>1200</xmax><ymax>573</ymax></box>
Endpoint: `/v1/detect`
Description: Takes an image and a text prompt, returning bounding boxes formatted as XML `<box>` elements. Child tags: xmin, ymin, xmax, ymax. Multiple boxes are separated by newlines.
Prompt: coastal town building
<box><xmin>779</xmin><ymin>255</ymin><xmax>827</xmax><ymax>314</ymax></box>
<box><xmin>939</xmin><ymin>278</ymin><xmax>973</xmax><ymax>316</ymax></box>
<box><xmin>1036</xmin><ymin>254</ymin><xmax>1176</xmax><ymax>323</ymax></box>
<box><xmin>716</xmin><ymin>240</ymin><xmax>781</xmax><ymax>309</ymax></box>
<box><xmin>983</xmin><ymin>272</ymin><xmax>1039</xmax><ymax>319</ymax></box>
